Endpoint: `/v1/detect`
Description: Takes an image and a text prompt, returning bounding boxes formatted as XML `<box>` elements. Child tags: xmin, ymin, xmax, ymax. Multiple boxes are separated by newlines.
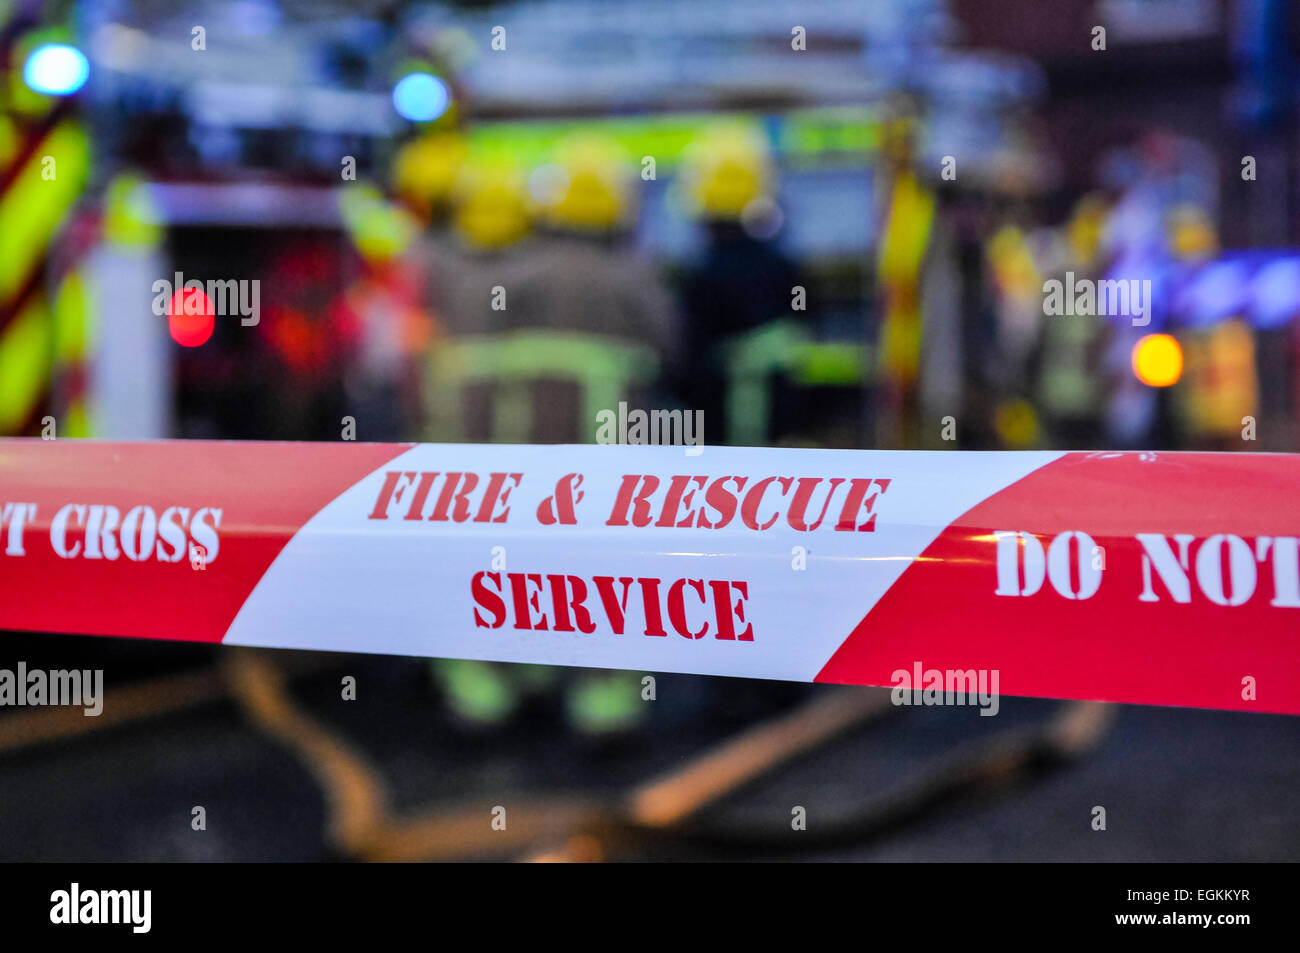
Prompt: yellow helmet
<box><xmin>682</xmin><ymin>123</ymin><xmax>774</xmax><ymax>222</ymax></box>
<box><xmin>537</xmin><ymin>134</ymin><xmax>631</xmax><ymax>232</ymax></box>
<box><xmin>392</xmin><ymin>131</ymin><xmax>469</xmax><ymax>222</ymax></box>
<box><xmin>451</xmin><ymin>160</ymin><xmax>531</xmax><ymax>250</ymax></box>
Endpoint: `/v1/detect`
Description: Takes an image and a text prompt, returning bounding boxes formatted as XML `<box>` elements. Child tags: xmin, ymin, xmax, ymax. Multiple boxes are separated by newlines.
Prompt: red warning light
<box><xmin>168</xmin><ymin>287</ymin><xmax>215</xmax><ymax>348</ymax></box>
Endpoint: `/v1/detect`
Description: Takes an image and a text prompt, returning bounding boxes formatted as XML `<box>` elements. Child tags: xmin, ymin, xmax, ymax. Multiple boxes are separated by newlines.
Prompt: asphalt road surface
<box><xmin>0</xmin><ymin>633</ymin><xmax>1295</xmax><ymax>862</ymax></box>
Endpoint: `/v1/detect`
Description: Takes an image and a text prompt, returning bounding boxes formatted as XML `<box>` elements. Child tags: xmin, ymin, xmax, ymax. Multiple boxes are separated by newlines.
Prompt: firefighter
<box><xmin>427</xmin><ymin>140</ymin><xmax>662</xmax><ymax>739</ymax></box>
<box><xmin>434</xmin><ymin>132</ymin><xmax>680</xmax><ymax>444</ymax></box>
<box><xmin>1033</xmin><ymin>194</ymin><xmax>1112</xmax><ymax>448</ymax></box>
<box><xmin>433</xmin><ymin>156</ymin><xmax>534</xmax><ymax>336</ymax></box>
<box><xmin>508</xmin><ymin>132</ymin><xmax>677</xmax><ymax>366</ymax></box>
<box><xmin>418</xmin><ymin>156</ymin><xmax>540</xmax><ymax>443</ymax></box>
<box><xmin>677</xmin><ymin>122</ymin><xmax>801</xmax><ymax>444</ymax></box>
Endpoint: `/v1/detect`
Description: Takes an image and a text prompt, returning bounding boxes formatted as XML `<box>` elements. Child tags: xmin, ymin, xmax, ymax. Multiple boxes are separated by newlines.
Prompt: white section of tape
<box><xmin>224</xmin><ymin>445</ymin><xmax>1062</xmax><ymax>680</ymax></box>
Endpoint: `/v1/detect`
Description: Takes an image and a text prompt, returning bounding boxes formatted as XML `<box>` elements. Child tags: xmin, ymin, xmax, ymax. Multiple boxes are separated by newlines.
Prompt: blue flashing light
<box><xmin>392</xmin><ymin>72</ymin><xmax>450</xmax><ymax>123</ymax></box>
<box><xmin>23</xmin><ymin>43</ymin><xmax>90</xmax><ymax>96</ymax></box>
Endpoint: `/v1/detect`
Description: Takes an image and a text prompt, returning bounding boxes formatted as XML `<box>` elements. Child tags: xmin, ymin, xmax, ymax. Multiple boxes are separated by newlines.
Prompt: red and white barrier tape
<box><xmin>1</xmin><ymin>440</ymin><xmax>1296</xmax><ymax>714</ymax></box>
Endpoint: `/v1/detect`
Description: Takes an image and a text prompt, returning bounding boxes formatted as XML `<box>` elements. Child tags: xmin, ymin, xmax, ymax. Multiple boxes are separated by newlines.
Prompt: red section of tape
<box><xmin>816</xmin><ymin>452</ymin><xmax>1300</xmax><ymax>714</ymax></box>
<box><xmin>0</xmin><ymin>440</ymin><xmax>408</xmax><ymax>642</ymax></box>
